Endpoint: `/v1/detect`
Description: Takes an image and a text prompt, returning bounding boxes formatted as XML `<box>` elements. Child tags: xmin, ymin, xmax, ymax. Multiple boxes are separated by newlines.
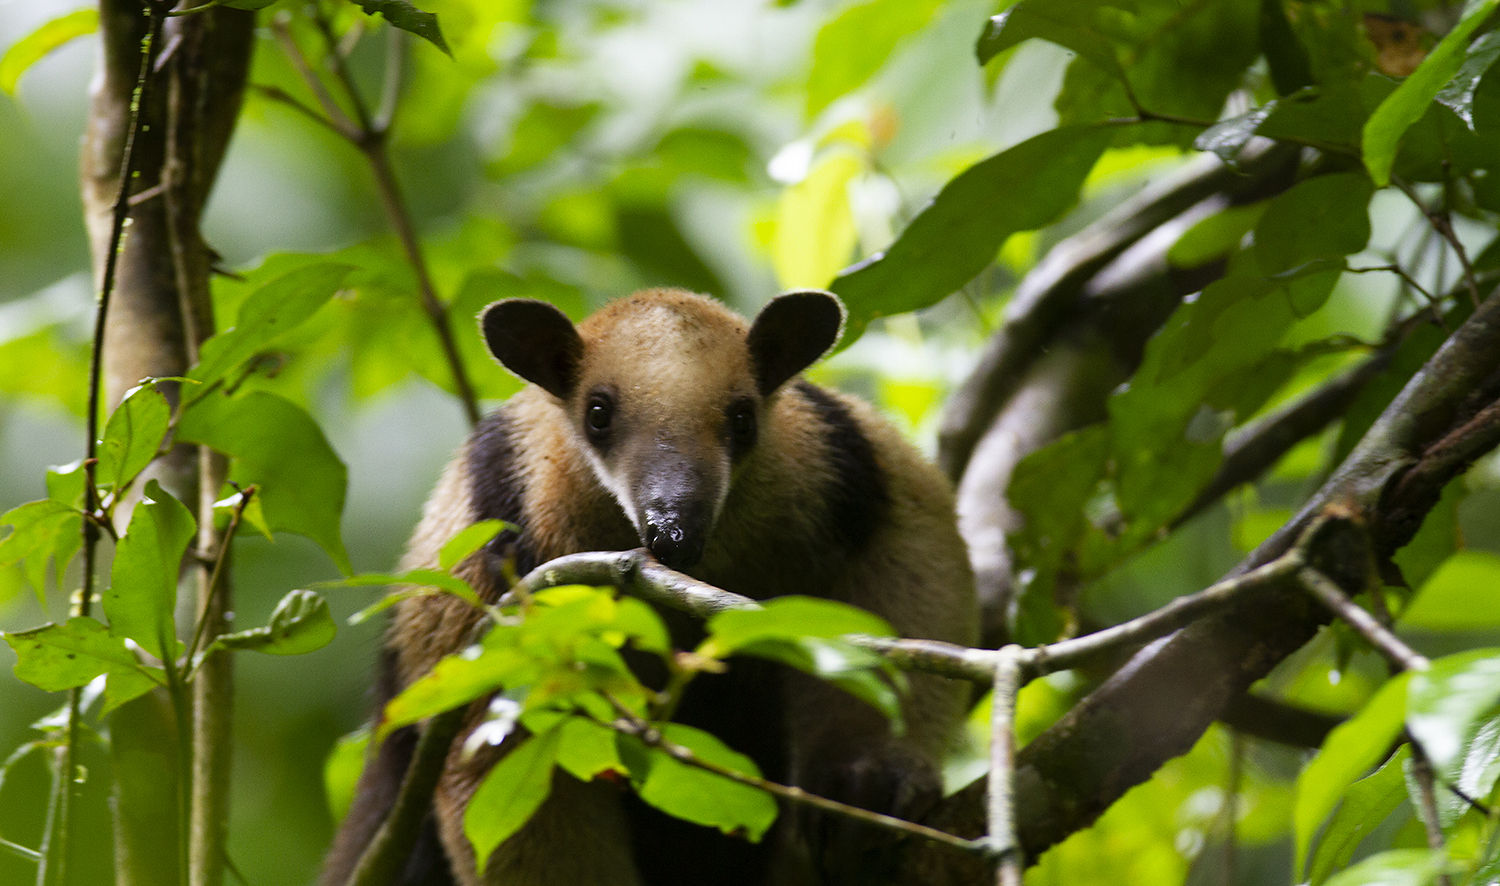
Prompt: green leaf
<box><xmin>177</xmin><ymin>390</ymin><xmax>351</xmax><ymax>573</ymax></box>
<box><xmin>0</xmin><ymin>500</ymin><xmax>82</xmax><ymax>605</ymax></box>
<box><xmin>324</xmin><ymin>726</ymin><xmax>370</xmax><ymax>824</ymax></box>
<box><xmin>624</xmin><ymin>723</ymin><xmax>777</xmax><ymax>840</ymax></box>
<box><xmin>1320</xmin><ymin>849</ymin><xmax>1445</xmax><ymax>886</ymax></box>
<box><xmin>4</xmin><ymin>616</ymin><xmax>165</xmax><ymax>693</ymax></box>
<box><xmin>1307</xmin><ymin>744</ymin><xmax>1412</xmax><ymax>886</ymax></box>
<box><xmin>1435</xmin><ymin>31</ymin><xmax>1500</xmax><ymax>130</ymax></box>
<box><xmin>1168</xmin><ymin>203</ymin><xmax>1268</xmax><ymax>269</ymax></box>
<box><xmin>1362</xmin><ymin>0</ymin><xmax>1500</xmax><ymax>186</ymax></box>
<box><xmin>189</xmin><ymin>263</ymin><xmax>353</xmax><ymax>389</ymax></box>
<box><xmin>976</xmin><ymin>0</ymin><xmax>1120</xmax><ymax>72</ymax></box>
<box><xmin>1260</xmin><ymin>0</ymin><xmax>1314</xmax><ymax>95</ymax></box>
<box><xmin>553</xmin><ymin>716</ymin><xmax>622</xmax><ymax>782</ymax></box>
<box><xmin>771</xmin><ymin>151</ymin><xmax>862</xmax><ymax>290</ymax></box>
<box><xmin>805</xmin><ymin>0</ymin><xmax>942</xmax><ymax>117</ymax></box>
<box><xmin>380</xmin><ymin>644</ymin><xmax>528</xmax><ymax>741</ymax></box>
<box><xmin>1254</xmin><ymin>172</ymin><xmax>1374</xmax><ymax>275</ymax></box>
<box><xmin>0</xmin><ymin>8</ymin><xmax>98</xmax><ymax>95</ymax></box>
<box><xmin>705</xmin><ymin>597</ymin><xmax>894</xmax><ymax>653</ymax></box>
<box><xmin>830</xmin><ymin>126</ymin><xmax>1108</xmax><ymax>346</ymax></box>
<box><xmin>210</xmin><ymin>589</ymin><xmax>336</xmax><ymax>656</ymax></box>
<box><xmin>1295</xmin><ymin>672</ymin><xmax>1411</xmax><ymax>876</ymax></box>
<box><xmin>350</xmin><ymin>0</ymin><xmax>451</xmax><ymax>56</ymax></box>
<box><xmin>1400</xmin><ymin>551</ymin><xmax>1500</xmax><ymax>630</ymax></box>
<box><xmin>1406</xmin><ymin>649</ymin><xmax>1500</xmax><ymax>773</ymax></box>
<box><xmin>222</xmin><ymin>0</ymin><xmax>279</xmax><ymax>8</ymax></box>
<box><xmin>98</xmin><ymin>383</ymin><xmax>171</xmax><ymax>493</ymax></box>
<box><xmin>440</xmin><ymin>520</ymin><xmax>507</xmax><ymax>570</ymax></box>
<box><xmin>106</xmin><ymin>480</ymin><xmax>195</xmax><ymax>662</ymax></box>
<box><xmin>465</xmin><ymin>725</ymin><xmax>562</xmax><ymax>873</ymax></box>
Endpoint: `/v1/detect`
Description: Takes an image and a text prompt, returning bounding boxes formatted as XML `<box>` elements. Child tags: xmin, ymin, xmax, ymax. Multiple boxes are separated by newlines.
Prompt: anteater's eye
<box><xmin>728</xmin><ymin>398</ymin><xmax>757</xmax><ymax>457</ymax></box>
<box><xmin>585</xmin><ymin>394</ymin><xmax>613</xmax><ymax>443</ymax></box>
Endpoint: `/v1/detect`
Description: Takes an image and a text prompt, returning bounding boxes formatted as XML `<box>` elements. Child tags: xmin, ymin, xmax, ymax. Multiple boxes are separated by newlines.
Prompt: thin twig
<box><xmin>250</xmin><ymin>84</ymin><xmax>348</xmax><ymax>138</ymax></box>
<box><xmin>599</xmin><ymin>697</ymin><xmax>988</xmax><ymax>858</ymax></box>
<box><xmin>988</xmin><ymin>646</ymin><xmax>1025</xmax><ymax>885</ymax></box>
<box><xmin>42</xmin><ymin>7</ymin><xmax>165</xmax><ymax>885</ymax></box>
<box><xmin>1408</xmin><ymin>747</ymin><xmax>1453</xmax><ymax>886</ymax></box>
<box><xmin>1391</xmin><ymin>176</ymin><xmax>1483</xmax><ymax>309</ymax></box>
<box><xmin>268</xmin><ymin>17</ymin><xmax>357</xmax><ymax>137</ymax></box>
<box><xmin>184</xmin><ymin>485</ymin><xmax>255</xmax><ymax>670</ymax></box>
<box><xmin>1297</xmin><ymin>566</ymin><xmax>1429</xmax><ymax>672</ymax></box>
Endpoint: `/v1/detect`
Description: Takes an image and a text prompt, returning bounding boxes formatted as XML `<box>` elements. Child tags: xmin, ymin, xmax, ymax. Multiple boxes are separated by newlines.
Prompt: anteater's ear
<box><xmin>746</xmin><ymin>290</ymin><xmax>846</xmax><ymax>396</ymax></box>
<box><xmin>480</xmin><ymin>299</ymin><xmax>583</xmax><ymax>399</ymax></box>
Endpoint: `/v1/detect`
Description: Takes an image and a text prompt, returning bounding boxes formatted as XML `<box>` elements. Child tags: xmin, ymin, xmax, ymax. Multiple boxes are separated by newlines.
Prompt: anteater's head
<box><xmin>480</xmin><ymin>288</ymin><xmax>844</xmax><ymax>570</ymax></box>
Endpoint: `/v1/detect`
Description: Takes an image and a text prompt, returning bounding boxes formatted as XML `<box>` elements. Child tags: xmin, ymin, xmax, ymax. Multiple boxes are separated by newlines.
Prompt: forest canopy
<box><xmin>2</xmin><ymin>1</ymin><xmax>1500</xmax><ymax>885</ymax></box>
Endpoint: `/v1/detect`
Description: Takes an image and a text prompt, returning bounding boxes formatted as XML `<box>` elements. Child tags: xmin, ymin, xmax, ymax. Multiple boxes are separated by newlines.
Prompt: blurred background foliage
<box><xmin>1</xmin><ymin>0</ymin><xmax>1499</xmax><ymax>884</ymax></box>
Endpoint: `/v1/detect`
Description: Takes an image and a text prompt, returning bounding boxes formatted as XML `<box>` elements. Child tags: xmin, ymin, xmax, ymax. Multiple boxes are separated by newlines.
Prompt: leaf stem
<box><xmin>598</xmin><ymin>696</ymin><xmax>989</xmax><ymax>858</ymax></box>
<box><xmin>41</xmin><ymin>6</ymin><xmax>165</xmax><ymax>884</ymax></box>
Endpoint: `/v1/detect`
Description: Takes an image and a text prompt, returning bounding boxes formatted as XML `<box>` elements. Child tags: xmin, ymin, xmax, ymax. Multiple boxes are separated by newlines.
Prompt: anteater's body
<box><xmin>325</xmin><ymin>289</ymin><xmax>977</xmax><ymax>886</ymax></box>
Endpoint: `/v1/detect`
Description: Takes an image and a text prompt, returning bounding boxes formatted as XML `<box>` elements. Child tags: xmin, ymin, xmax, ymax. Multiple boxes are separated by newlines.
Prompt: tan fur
<box><xmin>380</xmin><ymin>289</ymin><xmax>976</xmax><ymax>886</ymax></box>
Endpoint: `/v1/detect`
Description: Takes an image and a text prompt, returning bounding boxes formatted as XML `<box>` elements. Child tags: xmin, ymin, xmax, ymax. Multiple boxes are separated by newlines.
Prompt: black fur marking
<box><xmin>793</xmin><ymin>381</ymin><xmax>889</xmax><ymax>553</ymax></box>
<box><xmin>468</xmin><ymin>409</ymin><xmax>538</xmax><ymax>580</ymax></box>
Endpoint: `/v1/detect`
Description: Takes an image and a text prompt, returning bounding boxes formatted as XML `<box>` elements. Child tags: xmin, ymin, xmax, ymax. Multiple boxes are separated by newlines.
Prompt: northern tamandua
<box><xmin>323</xmin><ymin>288</ymin><xmax>978</xmax><ymax>886</ymax></box>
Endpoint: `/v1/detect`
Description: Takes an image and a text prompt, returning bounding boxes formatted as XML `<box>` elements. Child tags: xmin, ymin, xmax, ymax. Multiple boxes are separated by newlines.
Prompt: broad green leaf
<box><xmin>5</xmin><ymin>616</ymin><xmax>165</xmax><ymax>692</ymax></box>
<box><xmin>771</xmin><ymin>151</ymin><xmax>862</xmax><ymax>290</ymax></box>
<box><xmin>705</xmin><ymin>597</ymin><xmax>894</xmax><ymax>653</ymax></box>
<box><xmin>1254</xmin><ymin>172</ymin><xmax>1374</xmax><ymax>275</ymax></box>
<box><xmin>46</xmin><ymin>460</ymin><xmax>87</xmax><ymax>509</ymax></box>
<box><xmin>103</xmin><ymin>669</ymin><xmax>160</xmax><ymax>713</ymax></box>
<box><xmin>1260</xmin><ymin>0</ymin><xmax>1314</xmax><ymax>95</ymax></box>
<box><xmin>177</xmin><ymin>390</ymin><xmax>351</xmax><ymax>573</ymax></box>
<box><xmin>1167</xmin><ymin>203</ymin><xmax>1267</xmax><ymax>269</ymax></box>
<box><xmin>210</xmin><ymin>589</ymin><xmax>336</xmax><ymax>656</ymax></box>
<box><xmin>1406</xmin><ymin>649</ymin><xmax>1500</xmax><ymax>773</ymax></box>
<box><xmin>0</xmin><ymin>8</ymin><xmax>98</xmax><ymax>95</ymax></box>
<box><xmin>465</xmin><ymin>725</ymin><xmax>562</xmax><ymax>872</ymax></box>
<box><xmin>351</xmin><ymin>0</ymin><xmax>451</xmax><ymax>56</ymax></box>
<box><xmin>976</xmin><ymin>0</ymin><xmax>1120</xmax><ymax>71</ymax></box>
<box><xmin>1362</xmin><ymin>0</ymin><xmax>1500</xmax><ymax>186</ymax></box>
<box><xmin>1449</xmin><ymin>715</ymin><xmax>1500</xmax><ymax>828</ymax></box>
<box><xmin>324</xmin><ymin>726</ymin><xmax>370</xmax><ymax>824</ymax></box>
<box><xmin>805</xmin><ymin>0</ymin><xmax>941</xmax><ymax>117</ymax></box>
<box><xmin>222</xmin><ymin>0</ymin><xmax>278</xmax><ymax>7</ymax></box>
<box><xmin>1401</xmin><ymin>551</ymin><xmax>1500</xmax><ymax>630</ymax></box>
<box><xmin>98</xmin><ymin>383</ymin><xmax>171</xmax><ymax>493</ymax></box>
<box><xmin>1005</xmin><ymin>425</ymin><xmax>1109</xmax><ymax>644</ymax></box>
<box><xmin>189</xmin><ymin>263</ymin><xmax>353</xmax><ymax>389</ymax></box>
<box><xmin>106</xmin><ymin>480</ymin><xmax>195</xmax><ymax>662</ymax></box>
<box><xmin>830</xmin><ymin>126</ymin><xmax>1108</xmax><ymax>346</ymax></box>
<box><xmin>1435</xmin><ymin>31</ymin><xmax>1500</xmax><ymax>129</ymax></box>
<box><xmin>623</xmin><ymin>723</ymin><xmax>777</xmax><ymax>840</ymax></box>
<box><xmin>381</xmin><ymin>645</ymin><xmax>529</xmax><ymax>740</ymax></box>
<box><xmin>1295</xmin><ymin>673</ymin><xmax>1411</xmax><ymax>876</ymax></box>
<box><xmin>0</xmin><ymin>499</ymin><xmax>82</xmax><ymax>604</ymax></box>
<box><xmin>339</xmin><ymin>569</ymin><xmax>486</xmax><ymax>625</ymax></box>
<box><xmin>1307</xmin><ymin>745</ymin><xmax>1412</xmax><ymax>886</ymax></box>
<box><xmin>440</xmin><ymin>520</ymin><xmax>507</xmax><ymax>570</ymax></box>
<box><xmin>1320</xmin><ymin>849</ymin><xmax>1445</xmax><ymax>886</ymax></box>
<box><xmin>553</xmin><ymin>716</ymin><xmax>622</xmax><ymax>782</ymax></box>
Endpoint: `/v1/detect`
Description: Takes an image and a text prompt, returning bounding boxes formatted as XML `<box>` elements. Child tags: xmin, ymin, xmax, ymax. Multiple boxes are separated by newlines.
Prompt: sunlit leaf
<box><xmin>178</xmin><ymin>390</ymin><xmax>351</xmax><ymax>574</ymax></box>
<box><xmin>380</xmin><ymin>645</ymin><xmax>528</xmax><ymax>740</ymax></box>
<box><xmin>0</xmin><ymin>8</ymin><xmax>98</xmax><ymax>95</ymax></box>
<box><xmin>1406</xmin><ymin>649</ymin><xmax>1500</xmax><ymax>773</ymax></box>
<box><xmin>1295</xmin><ymin>673</ymin><xmax>1411</xmax><ymax>876</ymax></box>
<box><xmin>771</xmin><ymin>151</ymin><xmax>862</xmax><ymax>290</ymax></box>
<box><xmin>620</xmin><ymin>723</ymin><xmax>777</xmax><ymax>840</ymax></box>
<box><xmin>106</xmin><ymin>480</ymin><xmax>195</xmax><ymax>662</ymax></box>
<box><xmin>831</xmin><ymin>126</ymin><xmax>1108</xmax><ymax>346</ymax></box>
<box><xmin>976</xmin><ymin>0</ymin><xmax>1120</xmax><ymax>71</ymax></box>
<box><xmin>210</xmin><ymin>589</ymin><xmax>336</xmax><ymax>656</ymax></box>
<box><xmin>189</xmin><ymin>263</ymin><xmax>353</xmax><ymax>389</ymax></box>
<box><xmin>1400</xmin><ymin>551</ymin><xmax>1500</xmax><ymax>630</ymax></box>
<box><xmin>440</xmin><ymin>519</ymin><xmax>507</xmax><ymax>570</ymax></box>
<box><xmin>465</xmin><ymin>725</ymin><xmax>562</xmax><ymax>872</ymax></box>
<box><xmin>1362</xmin><ymin>0</ymin><xmax>1499</xmax><ymax>185</ymax></box>
<box><xmin>806</xmin><ymin>0</ymin><xmax>941</xmax><ymax>117</ymax></box>
<box><xmin>324</xmin><ymin>725</ymin><xmax>370</xmax><ymax>825</ymax></box>
<box><xmin>0</xmin><ymin>499</ymin><xmax>82</xmax><ymax>605</ymax></box>
<box><xmin>4</xmin><ymin>616</ymin><xmax>165</xmax><ymax>693</ymax></box>
<box><xmin>1320</xmin><ymin>849</ymin><xmax>1445</xmax><ymax>886</ymax></box>
<box><xmin>1307</xmin><ymin>745</ymin><xmax>1412</xmax><ymax>886</ymax></box>
<box><xmin>98</xmin><ymin>382</ymin><xmax>171</xmax><ymax>493</ymax></box>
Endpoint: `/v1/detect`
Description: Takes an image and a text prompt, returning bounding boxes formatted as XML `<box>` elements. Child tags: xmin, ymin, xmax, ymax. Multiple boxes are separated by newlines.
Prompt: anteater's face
<box><xmin>481</xmin><ymin>288</ymin><xmax>844</xmax><ymax>570</ymax></box>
